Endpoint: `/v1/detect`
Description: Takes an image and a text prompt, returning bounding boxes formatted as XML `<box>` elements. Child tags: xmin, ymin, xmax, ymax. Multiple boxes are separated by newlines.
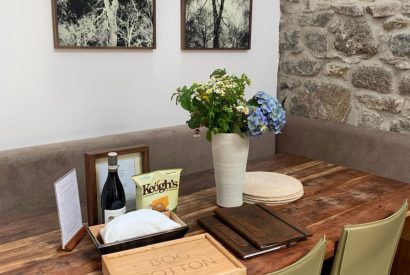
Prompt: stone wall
<box><xmin>278</xmin><ymin>0</ymin><xmax>410</xmax><ymax>134</ymax></box>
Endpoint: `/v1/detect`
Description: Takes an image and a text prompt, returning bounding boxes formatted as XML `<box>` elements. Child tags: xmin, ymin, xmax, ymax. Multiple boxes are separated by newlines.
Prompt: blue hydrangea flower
<box><xmin>268</xmin><ymin>107</ymin><xmax>286</xmax><ymax>134</ymax></box>
<box><xmin>247</xmin><ymin>107</ymin><xmax>269</xmax><ymax>136</ymax></box>
<box><xmin>247</xmin><ymin>91</ymin><xmax>286</xmax><ymax>136</ymax></box>
<box><xmin>254</xmin><ymin>91</ymin><xmax>281</xmax><ymax>115</ymax></box>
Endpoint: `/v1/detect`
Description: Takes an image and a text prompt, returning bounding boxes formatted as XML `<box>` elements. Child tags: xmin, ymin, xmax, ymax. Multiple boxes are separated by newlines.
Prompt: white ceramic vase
<box><xmin>211</xmin><ymin>133</ymin><xmax>250</xmax><ymax>207</ymax></box>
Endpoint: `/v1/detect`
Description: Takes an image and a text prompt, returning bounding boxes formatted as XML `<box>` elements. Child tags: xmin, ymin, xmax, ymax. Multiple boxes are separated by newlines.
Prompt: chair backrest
<box><xmin>330</xmin><ymin>200</ymin><xmax>408</xmax><ymax>275</ymax></box>
<box><xmin>268</xmin><ymin>236</ymin><xmax>326</xmax><ymax>275</ymax></box>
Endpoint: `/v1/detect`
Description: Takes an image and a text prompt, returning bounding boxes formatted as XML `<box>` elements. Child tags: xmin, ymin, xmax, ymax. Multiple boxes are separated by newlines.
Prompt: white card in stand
<box><xmin>54</xmin><ymin>169</ymin><xmax>86</xmax><ymax>251</ymax></box>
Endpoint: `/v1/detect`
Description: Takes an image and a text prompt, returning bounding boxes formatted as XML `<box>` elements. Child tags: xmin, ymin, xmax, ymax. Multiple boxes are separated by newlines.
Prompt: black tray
<box><xmin>87</xmin><ymin>211</ymin><xmax>189</xmax><ymax>255</ymax></box>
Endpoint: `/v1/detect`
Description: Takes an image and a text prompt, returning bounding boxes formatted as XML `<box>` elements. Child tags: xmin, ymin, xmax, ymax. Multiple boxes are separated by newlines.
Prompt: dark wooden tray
<box><xmin>213</xmin><ymin>203</ymin><xmax>312</xmax><ymax>250</ymax></box>
<box><xmin>87</xmin><ymin>211</ymin><xmax>189</xmax><ymax>255</ymax></box>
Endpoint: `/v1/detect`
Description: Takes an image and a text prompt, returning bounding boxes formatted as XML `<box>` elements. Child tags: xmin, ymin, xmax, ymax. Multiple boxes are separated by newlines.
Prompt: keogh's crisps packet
<box><xmin>132</xmin><ymin>169</ymin><xmax>182</xmax><ymax>212</ymax></box>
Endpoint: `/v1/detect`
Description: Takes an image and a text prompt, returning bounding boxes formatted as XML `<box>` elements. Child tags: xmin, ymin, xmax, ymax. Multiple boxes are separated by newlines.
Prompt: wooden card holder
<box><xmin>63</xmin><ymin>225</ymin><xmax>87</xmax><ymax>252</ymax></box>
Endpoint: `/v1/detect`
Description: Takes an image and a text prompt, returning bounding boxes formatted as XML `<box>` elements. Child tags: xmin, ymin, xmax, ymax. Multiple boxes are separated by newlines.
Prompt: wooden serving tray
<box><xmin>102</xmin><ymin>233</ymin><xmax>246</xmax><ymax>275</ymax></box>
<box><xmin>87</xmin><ymin>211</ymin><xmax>189</xmax><ymax>255</ymax></box>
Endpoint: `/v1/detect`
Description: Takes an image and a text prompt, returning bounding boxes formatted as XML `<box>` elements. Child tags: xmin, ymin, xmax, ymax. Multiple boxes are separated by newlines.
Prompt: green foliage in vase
<box><xmin>172</xmin><ymin>69</ymin><xmax>251</xmax><ymax>141</ymax></box>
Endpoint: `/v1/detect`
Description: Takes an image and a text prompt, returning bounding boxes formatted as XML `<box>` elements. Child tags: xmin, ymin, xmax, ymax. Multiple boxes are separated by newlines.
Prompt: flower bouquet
<box><xmin>172</xmin><ymin>69</ymin><xmax>286</xmax><ymax>207</ymax></box>
<box><xmin>172</xmin><ymin>69</ymin><xmax>286</xmax><ymax>140</ymax></box>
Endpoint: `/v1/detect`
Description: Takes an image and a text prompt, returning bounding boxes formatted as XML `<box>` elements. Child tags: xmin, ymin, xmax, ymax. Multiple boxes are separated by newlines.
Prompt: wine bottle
<box><xmin>101</xmin><ymin>152</ymin><xmax>126</xmax><ymax>223</ymax></box>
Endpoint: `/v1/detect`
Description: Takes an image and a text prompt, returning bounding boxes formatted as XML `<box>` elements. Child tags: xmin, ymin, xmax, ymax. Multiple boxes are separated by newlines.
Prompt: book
<box><xmin>198</xmin><ymin>215</ymin><xmax>297</xmax><ymax>259</ymax></box>
<box><xmin>213</xmin><ymin>203</ymin><xmax>311</xmax><ymax>250</ymax></box>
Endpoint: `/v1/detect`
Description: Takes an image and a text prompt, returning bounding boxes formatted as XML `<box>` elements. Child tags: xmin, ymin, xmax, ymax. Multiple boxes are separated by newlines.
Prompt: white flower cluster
<box><xmin>199</xmin><ymin>75</ymin><xmax>239</xmax><ymax>96</ymax></box>
<box><xmin>235</xmin><ymin>106</ymin><xmax>249</xmax><ymax>115</ymax></box>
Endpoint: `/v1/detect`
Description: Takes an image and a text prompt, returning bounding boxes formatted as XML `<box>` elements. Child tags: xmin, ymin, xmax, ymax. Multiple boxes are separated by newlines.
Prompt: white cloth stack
<box><xmin>100</xmin><ymin>209</ymin><xmax>181</xmax><ymax>244</ymax></box>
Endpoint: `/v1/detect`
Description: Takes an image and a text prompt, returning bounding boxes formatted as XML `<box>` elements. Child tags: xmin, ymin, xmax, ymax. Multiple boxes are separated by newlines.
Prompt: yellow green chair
<box><xmin>330</xmin><ymin>200</ymin><xmax>408</xmax><ymax>275</ymax></box>
<box><xmin>268</xmin><ymin>236</ymin><xmax>326</xmax><ymax>275</ymax></box>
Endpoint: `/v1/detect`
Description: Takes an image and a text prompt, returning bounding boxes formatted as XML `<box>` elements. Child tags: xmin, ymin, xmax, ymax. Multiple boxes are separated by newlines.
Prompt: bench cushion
<box><xmin>277</xmin><ymin>116</ymin><xmax>410</xmax><ymax>184</ymax></box>
<box><xmin>0</xmin><ymin>125</ymin><xmax>275</xmax><ymax>219</ymax></box>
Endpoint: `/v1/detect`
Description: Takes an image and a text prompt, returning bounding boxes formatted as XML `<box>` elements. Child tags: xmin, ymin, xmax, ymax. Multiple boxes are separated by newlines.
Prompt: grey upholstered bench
<box><xmin>277</xmin><ymin>116</ymin><xmax>410</xmax><ymax>184</ymax></box>
<box><xmin>0</xmin><ymin>125</ymin><xmax>275</xmax><ymax>220</ymax></box>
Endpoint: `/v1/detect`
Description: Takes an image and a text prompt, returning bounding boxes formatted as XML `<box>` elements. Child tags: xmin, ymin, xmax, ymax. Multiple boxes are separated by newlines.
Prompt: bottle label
<box><xmin>104</xmin><ymin>206</ymin><xmax>126</xmax><ymax>223</ymax></box>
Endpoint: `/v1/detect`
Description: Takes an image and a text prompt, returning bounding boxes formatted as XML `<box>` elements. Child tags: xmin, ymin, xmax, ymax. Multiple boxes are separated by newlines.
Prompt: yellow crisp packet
<box><xmin>132</xmin><ymin>169</ymin><xmax>182</xmax><ymax>212</ymax></box>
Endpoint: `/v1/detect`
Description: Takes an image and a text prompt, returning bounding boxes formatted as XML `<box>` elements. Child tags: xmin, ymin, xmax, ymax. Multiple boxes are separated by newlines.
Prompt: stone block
<box><xmin>304</xmin><ymin>30</ymin><xmax>328</xmax><ymax>58</ymax></box>
<box><xmin>314</xmin><ymin>83</ymin><xmax>352</xmax><ymax>122</ymax></box>
<box><xmin>402</xmin><ymin>1</ymin><xmax>410</xmax><ymax>13</ymax></box>
<box><xmin>324</xmin><ymin>63</ymin><xmax>350</xmax><ymax>79</ymax></box>
<box><xmin>380</xmin><ymin>56</ymin><xmax>410</xmax><ymax>70</ymax></box>
<box><xmin>366</xmin><ymin>1</ymin><xmax>401</xmax><ymax>17</ymax></box>
<box><xmin>402</xmin><ymin>99</ymin><xmax>410</xmax><ymax>118</ymax></box>
<box><xmin>288</xmin><ymin>94</ymin><xmax>315</xmax><ymax>118</ymax></box>
<box><xmin>356</xmin><ymin>93</ymin><xmax>404</xmax><ymax>114</ymax></box>
<box><xmin>288</xmin><ymin>82</ymin><xmax>351</xmax><ymax>122</ymax></box>
<box><xmin>277</xmin><ymin>89</ymin><xmax>291</xmax><ymax>107</ymax></box>
<box><xmin>280</xmin><ymin>30</ymin><xmax>303</xmax><ymax>54</ymax></box>
<box><xmin>334</xmin><ymin>20</ymin><xmax>378</xmax><ymax>56</ymax></box>
<box><xmin>281</xmin><ymin>0</ymin><xmax>303</xmax><ymax>14</ymax></box>
<box><xmin>399</xmin><ymin>77</ymin><xmax>410</xmax><ymax>95</ymax></box>
<box><xmin>391</xmin><ymin>118</ymin><xmax>410</xmax><ymax>133</ymax></box>
<box><xmin>303</xmin><ymin>80</ymin><xmax>320</xmax><ymax>93</ymax></box>
<box><xmin>331</xmin><ymin>2</ymin><xmax>364</xmax><ymax>16</ymax></box>
<box><xmin>383</xmin><ymin>16</ymin><xmax>409</xmax><ymax>31</ymax></box>
<box><xmin>352</xmin><ymin>66</ymin><xmax>393</xmax><ymax>93</ymax></box>
<box><xmin>280</xmin><ymin>56</ymin><xmax>322</xmax><ymax>76</ymax></box>
<box><xmin>359</xmin><ymin>111</ymin><xmax>384</xmax><ymax>129</ymax></box>
<box><xmin>388</xmin><ymin>32</ymin><xmax>410</xmax><ymax>58</ymax></box>
<box><xmin>298</xmin><ymin>11</ymin><xmax>334</xmax><ymax>26</ymax></box>
<box><xmin>279</xmin><ymin>75</ymin><xmax>302</xmax><ymax>90</ymax></box>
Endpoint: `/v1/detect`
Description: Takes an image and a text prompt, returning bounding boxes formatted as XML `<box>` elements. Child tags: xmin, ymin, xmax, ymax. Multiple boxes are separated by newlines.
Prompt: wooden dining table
<box><xmin>1</xmin><ymin>153</ymin><xmax>410</xmax><ymax>274</ymax></box>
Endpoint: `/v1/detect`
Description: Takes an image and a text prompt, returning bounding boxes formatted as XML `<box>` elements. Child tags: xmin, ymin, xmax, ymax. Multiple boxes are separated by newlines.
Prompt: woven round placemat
<box><xmin>243</xmin><ymin>189</ymin><xmax>304</xmax><ymax>201</ymax></box>
<box><xmin>243</xmin><ymin>172</ymin><xmax>304</xmax><ymax>203</ymax></box>
<box><xmin>243</xmin><ymin>191</ymin><xmax>303</xmax><ymax>205</ymax></box>
<box><xmin>243</xmin><ymin>197</ymin><xmax>301</xmax><ymax>205</ymax></box>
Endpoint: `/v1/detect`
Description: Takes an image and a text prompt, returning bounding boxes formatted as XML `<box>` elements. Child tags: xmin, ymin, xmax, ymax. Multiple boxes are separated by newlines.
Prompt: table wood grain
<box><xmin>1</xmin><ymin>153</ymin><xmax>409</xmax><ymax>274</ymax></box>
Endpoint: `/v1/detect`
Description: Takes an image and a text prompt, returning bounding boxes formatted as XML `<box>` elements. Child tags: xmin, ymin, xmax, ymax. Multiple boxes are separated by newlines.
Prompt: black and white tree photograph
<box><xmin>182</xmin><ymin>0</ymin><xmax>252</xmax><ymax>49</ymax></box>
<box><xmin>52</xmin><ymin>0</ymin><xmax>155</xmax><ymax>48</ymax></box>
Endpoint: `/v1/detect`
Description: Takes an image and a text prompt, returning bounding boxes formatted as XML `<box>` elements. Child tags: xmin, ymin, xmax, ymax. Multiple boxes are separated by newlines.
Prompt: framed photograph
<box><xmin>85</xmin><ymin>145</ymin><xmax>149</xmax><ymax>225</ymax></box>
<box><xmin>51</xmin><ymin>0</ymin><xmax>156</xmax><ymax>49</ymax></box>
<box><xmin>181</xmin><ymin>0</ymin><xmax>252</xmax><ymax>50</ymax></box>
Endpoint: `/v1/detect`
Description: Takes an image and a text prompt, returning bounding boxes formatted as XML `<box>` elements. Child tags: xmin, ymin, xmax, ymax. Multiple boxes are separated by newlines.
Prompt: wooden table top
<box><xmin>1</xmin><ymin>153</ymin><xmax>410</xmax><ymax>274</ymax></box>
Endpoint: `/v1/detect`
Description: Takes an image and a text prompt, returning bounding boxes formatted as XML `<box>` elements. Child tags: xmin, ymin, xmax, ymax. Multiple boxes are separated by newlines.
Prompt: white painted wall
<box><xmin>0</xmin><ymin>0</ymin><xmax>280</xmax><ymax>151</ymax></box>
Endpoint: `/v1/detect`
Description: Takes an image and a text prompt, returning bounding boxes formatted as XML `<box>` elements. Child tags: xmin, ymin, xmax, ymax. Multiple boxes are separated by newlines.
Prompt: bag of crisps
<box><xmin>132</xmin><ymin>169</ymin><xmax>182</xmax><ymax>212</ymax></box>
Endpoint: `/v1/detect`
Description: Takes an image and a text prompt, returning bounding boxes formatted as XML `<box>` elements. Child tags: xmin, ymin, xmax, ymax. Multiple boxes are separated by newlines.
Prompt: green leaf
<box><xmin>206</xmin><ymin>130</ymin><xmax>212</xmax><ymax>142</ymax></box>
<box><xmin>281</xmin><ymin>96</ymin><xmax>287</xmax><ymax>106</ymax></box>
<box><xmin>232</xmin><ymin>124</ymin><xmax>241</xmax><ymax>134</ymax></box>
<box><xmin>171</xmin><ymin>92</ymin><xmax>177</xmax><ymax>102</ymax></box>
<box><xmin>187</xmin><ymin>115</ymin><xmax>201</xmax><ymax>129</ymax></box>
<box><xmin>180</xmin><ymin>95</ymin><xmax>193</xmax><ymax>111</ymax></box>
<box><xmin>210</xmin><ymin>68</ymin><xmax>226</xmax><ymax>78</ymax></box>
<box><xmin>247</xmin><ymin>98</ymin><xmax>257</xmax><ymax>106</ymax></box>
<box><xmin>222</xmin><ymin>106</ymin><xmax>232</xmax><ymax>113</ymax></box>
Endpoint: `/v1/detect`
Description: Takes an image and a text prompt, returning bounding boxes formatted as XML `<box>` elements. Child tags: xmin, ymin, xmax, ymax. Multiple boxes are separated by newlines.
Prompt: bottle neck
<box><xmin>108</xmin><ymin>168</ymin><xmax>118</xmax><ymax>175</ymax></box>
<box><xmin>108</xmin><ymin>164</ymin><xmax>118</xmax><ymax>171</ymax></box>
<box><xmin>106</xmin><ymin>169</ymin><xmax>121</xmax><ymax>188</ymax></box>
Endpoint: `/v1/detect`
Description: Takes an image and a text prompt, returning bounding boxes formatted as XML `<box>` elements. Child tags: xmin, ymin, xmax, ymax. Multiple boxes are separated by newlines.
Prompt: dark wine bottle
<box><xmin>101</xmin><ymin>152</ymin><xmax>126</xmax><ymax>223</ymax></box>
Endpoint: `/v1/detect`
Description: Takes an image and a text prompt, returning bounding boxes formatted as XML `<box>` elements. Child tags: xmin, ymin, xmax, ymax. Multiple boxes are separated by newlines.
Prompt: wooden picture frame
<box><xmin>181</xmin><ymin>0</ymin><xmax>252</xmax><ymax>50</ymax></box>
<box><xmin>51</xmin><ymin>0</ymin><xmax>156</xmax><ymax>49</ymax></box>
<box><xmin>85</xmin><ymin>145</ymin><xmax>149</xmax><ymax>225</ymax></box>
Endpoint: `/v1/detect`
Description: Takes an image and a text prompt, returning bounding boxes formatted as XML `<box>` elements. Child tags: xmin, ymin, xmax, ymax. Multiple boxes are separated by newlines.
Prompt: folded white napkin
<box><xmin>100</xmin><ymin>209</ymin><xmax>181</xmax><ymax>244</ymax></box>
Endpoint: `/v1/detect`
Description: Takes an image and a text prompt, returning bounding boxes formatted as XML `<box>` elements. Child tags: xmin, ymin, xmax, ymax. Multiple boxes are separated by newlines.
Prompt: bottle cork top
<box><xmin>108</xmin><ymin>152</ymin><xmax>118</xmax><ymax>168</ymax></box>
